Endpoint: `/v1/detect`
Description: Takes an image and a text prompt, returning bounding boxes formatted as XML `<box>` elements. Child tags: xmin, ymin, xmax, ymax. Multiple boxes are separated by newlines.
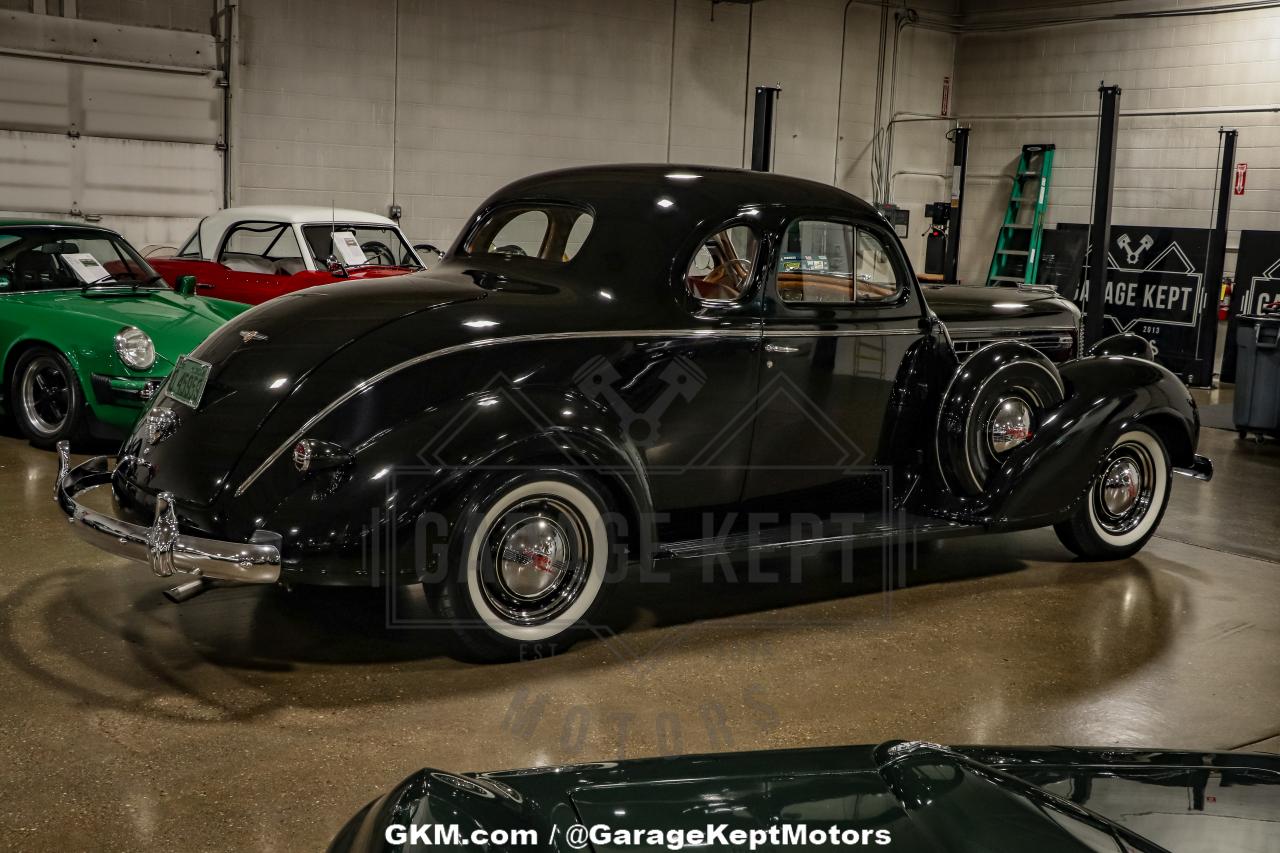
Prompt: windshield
<box><xmin>0</xmin><ymin>227</ymin><xmax>163</xmax><ymax>294</ymax></box>
<box><xmin>300</xmin><ymin>224</ymin><xmax>421</xmax><ymax>269</ymax></box>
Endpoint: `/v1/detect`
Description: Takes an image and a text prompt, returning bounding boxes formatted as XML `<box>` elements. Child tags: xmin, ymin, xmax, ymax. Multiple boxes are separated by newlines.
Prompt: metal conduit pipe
<box><xmin>889</xmin><ymin>104</ymin><xmax>1280</xmax><ymax>126</ymax></box>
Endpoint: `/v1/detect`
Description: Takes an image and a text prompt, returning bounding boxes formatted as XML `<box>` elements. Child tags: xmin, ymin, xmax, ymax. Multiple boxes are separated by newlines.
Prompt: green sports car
<box><xmin>0</xmin><ymin>219</ymin><xmax>249</xmax><ymax>444</ymax></box>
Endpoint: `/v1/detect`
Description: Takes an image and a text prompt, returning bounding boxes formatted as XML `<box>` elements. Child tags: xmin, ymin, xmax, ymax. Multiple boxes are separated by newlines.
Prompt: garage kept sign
<box><xmin>1060</xmin><ymin>224</ymin><xmax>1213</xmax><ymax>385</ymax></box>
<box><xmin>1220</xmin><ymin>230</ymin><xmax>1280</xmax><ymax>383</ymax></box>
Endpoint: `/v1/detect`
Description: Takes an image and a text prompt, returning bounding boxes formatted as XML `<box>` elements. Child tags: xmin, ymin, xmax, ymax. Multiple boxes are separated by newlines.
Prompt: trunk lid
<box><xmin>119</xmin><ymin>271</ymin><xmax>486</xmax><ymax>509</ymax></box>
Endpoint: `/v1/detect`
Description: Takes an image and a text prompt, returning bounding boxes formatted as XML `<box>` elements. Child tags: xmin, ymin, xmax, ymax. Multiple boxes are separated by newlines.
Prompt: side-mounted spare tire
<box><xmin>936</xmin><ymin>342</ymin><xmax>1065</xmax><ymax>496</ymax></box>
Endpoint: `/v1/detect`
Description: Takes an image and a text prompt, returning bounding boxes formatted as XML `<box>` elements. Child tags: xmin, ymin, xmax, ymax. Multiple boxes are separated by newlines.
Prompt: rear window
<box><xmin>464</xmin><ymin>204</ymin><xmax>594</xmax><ymax>263</ymax></box>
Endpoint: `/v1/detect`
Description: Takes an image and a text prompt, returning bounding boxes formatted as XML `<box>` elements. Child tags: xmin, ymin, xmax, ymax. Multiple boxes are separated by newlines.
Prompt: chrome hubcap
<box><xmin>20</xmin><ymin>355</ymin><xmax>71</xmax><ymax>435</ymax></box>
<box><xmin>988</xmin><ymin>397</ymin><xmax>1034</xmax><ymax>454</ymax></box>
<box><xmin>498</xmin><ymin>516</ymin><xmax>571</xmax><ymax>600</ymax></box>
<box><xmin>1101</xmin><ymin>458</ymin><xmax>1141</xmax><ymax>516</ymax></box>
<box><xmin>479</xmin><ymin>496</ymin><xmax>591</xmax><ymax>626</ymax></box>
<box><xmin>1093</xmin><ymin>441</ymin><xmax>1156</xmax><ymax>535</ymax></box>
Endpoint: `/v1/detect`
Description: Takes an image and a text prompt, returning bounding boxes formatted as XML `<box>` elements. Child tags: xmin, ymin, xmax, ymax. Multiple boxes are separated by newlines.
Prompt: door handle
<box><xmin>765</xmin><ymin>343</ymin><xmax>800</xmax><ymax>354</ymax></box>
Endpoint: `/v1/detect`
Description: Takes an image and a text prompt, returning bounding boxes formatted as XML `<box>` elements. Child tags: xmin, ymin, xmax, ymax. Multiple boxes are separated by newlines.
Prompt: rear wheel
<box><xmin>429</xmin><ymin>472</ymin><xmax>618</xmax><ymax>662</ymax></box>
<box><xmin>1054</xmin><ymin>427</ymin><xmax>1170</xmax><ymax>560</ymax></box>
<box><xmin>10</xmin><ymin>347</ymin><xmax>86</xmax><ymax>445</ymax></box>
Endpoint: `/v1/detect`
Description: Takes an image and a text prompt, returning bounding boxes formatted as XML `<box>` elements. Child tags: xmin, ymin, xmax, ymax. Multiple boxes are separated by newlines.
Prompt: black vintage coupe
<box><xmin>55</xmin><ymin>165</ymin><xmax>1210</xmax><ymax>658</ymax></box>
<box><xmin>327</xmin><ymin>741</ymin><xmax>1280</xmax><ymax>852</ymax></box>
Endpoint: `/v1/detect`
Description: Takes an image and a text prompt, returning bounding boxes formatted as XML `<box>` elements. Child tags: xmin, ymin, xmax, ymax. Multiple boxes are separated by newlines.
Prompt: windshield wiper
<box><xmin>81</xmin><ymin>273</ymin><xmax>166</xmax><ymax>293</ymax></box>
<box><xmin>346</xmin><ymin>261</ymin><xmax>420</xmax><ymax>271</ymax></box>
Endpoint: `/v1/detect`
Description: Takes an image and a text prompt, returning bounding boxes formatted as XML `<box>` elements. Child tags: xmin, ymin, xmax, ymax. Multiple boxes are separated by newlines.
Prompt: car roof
<box><xmin>202</xmin><ymin>206</ymin><xmax>398</xmax><ymax>229</ymax></box>
<box><xmin>485</xmin><ymin>163</ymin><xmax>880</xmax><ymax>219</ymax></box>
<box><xmin>453</xmin><ymin>164</ymin><xmax>884</xmax><ymax>287</ymax></box>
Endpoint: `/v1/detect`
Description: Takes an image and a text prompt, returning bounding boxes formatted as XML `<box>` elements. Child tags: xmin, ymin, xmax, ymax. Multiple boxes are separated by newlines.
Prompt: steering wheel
<box><xmin>359</xmin><ymin>240</ymin><xmax>396</xmax><ymax>265</ymax></box>
<box><xmin>704</xmin><ymin>257</ymin><xmax>753</xmax><ymax>291</ymax></box>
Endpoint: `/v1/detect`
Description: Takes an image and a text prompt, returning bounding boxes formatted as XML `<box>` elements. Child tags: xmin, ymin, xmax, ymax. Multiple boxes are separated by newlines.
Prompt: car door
<box><xmin>639</xmin><ymin>220</ymin><xmax>764</xmax><ymax>543</ymax></box>
<box><xmin>742</xmin><ymin>214</ymin><xmax>927</xmax><ymax>527</ymax></box>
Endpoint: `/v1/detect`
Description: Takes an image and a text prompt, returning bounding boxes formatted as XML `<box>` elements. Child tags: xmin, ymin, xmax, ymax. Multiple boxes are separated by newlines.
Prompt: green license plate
<box><xmin>167</xmin><ymin>356</ymin><xmax>211</xmax><ymax>409</ymax></box>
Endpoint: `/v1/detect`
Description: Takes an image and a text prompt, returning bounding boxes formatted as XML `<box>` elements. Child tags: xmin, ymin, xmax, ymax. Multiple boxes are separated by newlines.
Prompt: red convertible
<box><xmin>150</xmin><ymin>206</ymin><xmax>425</xmax><ymax>305</ymax></box>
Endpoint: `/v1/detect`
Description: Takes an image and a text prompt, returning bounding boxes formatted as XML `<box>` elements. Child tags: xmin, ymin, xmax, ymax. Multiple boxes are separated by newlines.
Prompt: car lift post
<box><xmin>1085</xmin><ymin>84</ymin><xmax>1121</xmax><ymax>347</ymax></box>
<box><xmin>943</xmin><ymin>126</ymin><xmax>970</xmax><ymax>283</ymax></box>
<box><xmin>751</xmin><ymin>85</ymin><xmax>781</xmax><ymax>172</ymax></box>
<box><xmin>1198</xmin><ymin>128</ymin><xmax>1238</xmax><ymax>387</ymax></box>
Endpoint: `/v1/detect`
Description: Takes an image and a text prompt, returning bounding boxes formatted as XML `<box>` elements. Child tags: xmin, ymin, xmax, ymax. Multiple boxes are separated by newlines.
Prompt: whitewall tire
<box><xmin>1054</xmin><ymin>427</ymin><xmax>1170</xmax><ymax>560</ymax></box>
<box><xmin>431</xmin><ymin>473</ymin><xmax>617</xmax><ymax>661</ymax></box>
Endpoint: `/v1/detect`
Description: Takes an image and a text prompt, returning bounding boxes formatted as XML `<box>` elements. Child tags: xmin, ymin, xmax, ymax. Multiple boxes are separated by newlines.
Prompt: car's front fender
<box><xmin>953</xmin><ymin>354</ymin><xmax>1199</xmax><ymax>528</ymax></box>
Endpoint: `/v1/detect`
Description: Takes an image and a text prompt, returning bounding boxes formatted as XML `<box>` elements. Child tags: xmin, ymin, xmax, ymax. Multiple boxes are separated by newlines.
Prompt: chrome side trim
<box><xmin>657</xmin><ymin>519</ymin><xmax>977</xmax><ymax>560</ymax></box>
<box><xmin>947</xmin><ymin>325</ymin><xmax>1077</xmax><ymax>337</ymax></box>
<box><xmin>56</xmin><ymin>443</ymin><xmax>281</xmax><ymax>584</ymax></box>
<box><xmin>764</xmin><ymin>328</ymin><xmax>920</xmax><ymax>338</ymax></box>
<box><xmin>233</xmin><ymin>325</ymin><xmax>924</xmax><ymax>497</ymax></box>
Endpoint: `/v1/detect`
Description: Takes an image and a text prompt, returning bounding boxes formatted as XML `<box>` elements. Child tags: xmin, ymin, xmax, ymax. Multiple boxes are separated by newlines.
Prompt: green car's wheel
<box><xmin>11</xmin><ymin>346</ymin><xmax>86</xmax><ymax>445</ymax></box>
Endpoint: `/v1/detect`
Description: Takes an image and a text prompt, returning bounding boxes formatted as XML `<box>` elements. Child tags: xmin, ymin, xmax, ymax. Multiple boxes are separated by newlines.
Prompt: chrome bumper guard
<box><xmin>54</xmin><ymin>441</ymin><xmax>281</xmax><ymax>584</ymax></box>
<box><xmin>1173</xmin><ymin>454</ymin><xmax>1214</xmax><ymax>482</ymax></box>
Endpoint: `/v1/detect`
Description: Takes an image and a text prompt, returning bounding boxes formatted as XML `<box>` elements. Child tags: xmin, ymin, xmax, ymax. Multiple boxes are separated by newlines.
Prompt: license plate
<box><xmin>166</xmin><ymin>356</ymin><xmax>211</xmax><ymax>409</ymax></box>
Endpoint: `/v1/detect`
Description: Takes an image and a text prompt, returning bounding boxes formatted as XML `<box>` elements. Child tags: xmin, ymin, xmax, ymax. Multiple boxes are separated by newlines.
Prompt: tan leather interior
<box><xmin>778</xmin><ymin>271</ymin><xmax>897</xmax><ymax>303</ymax></box>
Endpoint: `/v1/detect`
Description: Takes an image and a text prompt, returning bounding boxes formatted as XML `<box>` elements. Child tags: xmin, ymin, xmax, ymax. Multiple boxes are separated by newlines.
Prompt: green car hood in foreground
<box><xmin>0</xmin><ymin>285</ymin><xmax>248</xmax><ymax>435</ymax></box>
<box><xmin>329</xmin><ymin>742</ymin><xmax>1280</xmax><ymax>852</ymax></box>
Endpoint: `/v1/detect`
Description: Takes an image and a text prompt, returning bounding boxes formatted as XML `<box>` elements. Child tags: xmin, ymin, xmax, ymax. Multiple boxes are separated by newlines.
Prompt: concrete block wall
<box><xmin>233</xmin><ymin>0</ymin><xmax>960</xmax><ymax>268</ymax></box>
<box><xmin>952</xmin><ymin>0</ymin><xmax>1280</xmax><ymax>285</ymax></box>
<box><xmin>77</xmin><ymin>0</ymin><xmax>211</xmax><ymax>33</ymax></box>
<box><xmin>235</xmin><ymin>0</ymin><xmax>397</xmax><ymax>215</ymax></box>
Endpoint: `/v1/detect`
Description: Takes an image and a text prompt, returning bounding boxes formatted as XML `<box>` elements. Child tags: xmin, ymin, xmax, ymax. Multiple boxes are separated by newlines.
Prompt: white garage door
<box><xmin>0</xmin><ymin>14</ymin><xmax>223</xmax><ymax>249</ymax></box>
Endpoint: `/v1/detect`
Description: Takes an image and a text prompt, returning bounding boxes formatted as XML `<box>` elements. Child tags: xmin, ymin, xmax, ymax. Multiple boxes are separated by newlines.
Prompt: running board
<box><xmin>654</xmin><ymin>516</ymin><xmax>981</xmax><ymax>561</ymax></box>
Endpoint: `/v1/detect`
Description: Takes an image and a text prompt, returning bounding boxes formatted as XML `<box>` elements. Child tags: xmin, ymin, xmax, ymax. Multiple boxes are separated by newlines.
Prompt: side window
<box><xmin>565</xmin><ymin>214</ymin><xmax>592</xmax><ymax>261</ymax></box>
<box><xmin>854</xmin><ymin>229</ymin><xmax>902</xmax><ymax>303</ymax></box>
<box><xmin>219</xmin><ymin>223</ymin><xmax>306</xmax><ymax>275</ymax></box>
<box><xmin>464</xmin><ymin>205</ymin><xmax>594</xmax><ymax>263</ymax></box>
<box><xmin>221</xmin><ymin>223</ymin><xmax>302</xmax><ymax>260</ymax></box>
<box><xmin>777</xmin><ymin>220</ymin><xmax>902</xmax><ymax>304</ymax></box>
<box><xmin>487</xmin><ymin>210</ymin><xmax>548</xmax><ymax>257</ymax></box>
<box><xmin>685</xmin><ymin>224</ymin><xmax>759</xmax><ymax>302</ymax></box>
<box><xmin>177</xmin><ymin>229</ymin><xmax>201</xmax><ymax>258</ymax></box>
<box><xmin>778</xmin><ymin>220</ymin><xmax>854</xmax><ymax>303</ymax></box>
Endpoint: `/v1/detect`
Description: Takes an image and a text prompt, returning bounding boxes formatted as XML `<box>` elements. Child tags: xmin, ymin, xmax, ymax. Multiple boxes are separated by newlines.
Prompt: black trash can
<box><xmin>1233</xmin><ymin>314</ymin><xmax>1280</xmax><ymax>439</ymax></box>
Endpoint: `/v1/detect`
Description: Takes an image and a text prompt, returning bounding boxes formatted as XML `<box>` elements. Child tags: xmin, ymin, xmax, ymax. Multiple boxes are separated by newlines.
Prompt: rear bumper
<box><xmin>1174</xmin><ymin>454</ymin><xmax>1213</xmax><ymax>482</ymax></box>
<box><xmin>54</xmin><ymin>441</ymin><xmax>281</xmax><ymax>584</ymax></box>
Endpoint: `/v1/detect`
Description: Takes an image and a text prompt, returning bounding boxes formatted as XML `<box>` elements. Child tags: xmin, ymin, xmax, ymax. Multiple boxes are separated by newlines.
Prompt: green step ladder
<box><xmin>987</xmin><ymin>143</ymin><xmax>1055</xmax><ymax>286</ymax></box>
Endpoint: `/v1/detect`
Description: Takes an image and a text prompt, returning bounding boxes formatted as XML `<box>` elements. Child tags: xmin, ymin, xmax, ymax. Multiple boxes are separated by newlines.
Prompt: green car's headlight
<box><xmin>114</xmin><ymin>326</ymin><xmax>156</xmax><ymax>370</ymax></box>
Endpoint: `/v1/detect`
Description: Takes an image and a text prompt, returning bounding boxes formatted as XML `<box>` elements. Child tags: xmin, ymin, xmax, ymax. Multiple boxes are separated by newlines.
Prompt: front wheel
<box><xmin>1054</xmin><ymin>426</ymin><xmax>1170</xmax><ymax>560</ymax></box>
<box><xmin>429</xmin><ymin>472</ymin><xmax>619</xmax><ymax>662</ymax></box>
<box><xmin>10</xmin><ymin>347</ymin><xmax>87</xmax><ymax>445</ymax></box>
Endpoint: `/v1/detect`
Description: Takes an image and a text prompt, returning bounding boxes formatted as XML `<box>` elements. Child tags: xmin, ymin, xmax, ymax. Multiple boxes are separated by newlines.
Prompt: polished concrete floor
<box><xmin>1</xmin><ymin>413</ymin><xmax>1277</xmax><ymax>850</ymax></box>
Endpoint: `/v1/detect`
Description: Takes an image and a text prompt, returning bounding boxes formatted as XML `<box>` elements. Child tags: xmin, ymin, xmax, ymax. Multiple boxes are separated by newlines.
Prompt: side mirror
<box><xmin>176</xmin><ymin>274</ymin><xmax>198</xmax><ymax>297</ymax></box>
<box><xmin>325</xmin><ymin>256</ymin><xmax>349</xmax><ymax>278</ymax></box>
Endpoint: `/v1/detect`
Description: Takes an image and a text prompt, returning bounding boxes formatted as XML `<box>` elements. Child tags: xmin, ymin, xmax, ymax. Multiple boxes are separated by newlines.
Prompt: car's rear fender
<box><xmin>255</xmin><ymin>385</ymin><xmax>652</xmax><ymax>585</ymax></box>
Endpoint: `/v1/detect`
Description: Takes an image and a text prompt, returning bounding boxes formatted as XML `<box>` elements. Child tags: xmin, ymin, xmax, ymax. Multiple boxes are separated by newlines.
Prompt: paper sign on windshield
<box><xmin>331</xmin><ymin>231</ymin><xmax>367</xmax><ymax>266</ymax></box>
<box><xmin>60</xmin><ymin>253</ymin><xmax>110</xmax><ymax>283</ymax></box>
